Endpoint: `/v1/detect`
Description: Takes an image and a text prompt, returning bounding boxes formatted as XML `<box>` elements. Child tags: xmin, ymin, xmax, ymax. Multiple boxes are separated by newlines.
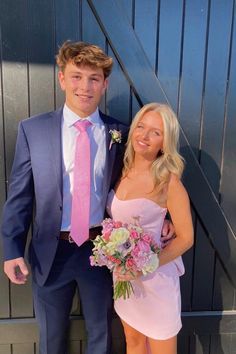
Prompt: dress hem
<box><xmin>115</xmin><ymin>307</ymin><xmax>182</xmax><ymax>340</ymax></box>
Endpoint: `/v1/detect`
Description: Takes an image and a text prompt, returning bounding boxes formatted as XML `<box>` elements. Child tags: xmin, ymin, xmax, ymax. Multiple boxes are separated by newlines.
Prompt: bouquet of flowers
<box><xmin>90</xmin><ymin>218</ymin><xmax>161</xmax><ymax>300</ymax></box>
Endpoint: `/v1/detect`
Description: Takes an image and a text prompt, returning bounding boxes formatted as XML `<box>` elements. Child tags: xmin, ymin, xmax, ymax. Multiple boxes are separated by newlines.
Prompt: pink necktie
<box><xmin>70</xmin><ymin>119</ymin><xmax>92</xmax><ymax>246</ymax></box>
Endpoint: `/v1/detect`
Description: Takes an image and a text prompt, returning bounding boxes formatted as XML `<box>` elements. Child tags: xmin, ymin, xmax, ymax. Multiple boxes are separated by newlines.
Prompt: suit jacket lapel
<box><xmin>100</xmin><ymin>112</ymin><xmax>118</xmax><ymax>196</ymax></box>
<box><xmin>46</xmin><ymin>108</ymin><xmax>63</xmax><ymax>197</ymax></box>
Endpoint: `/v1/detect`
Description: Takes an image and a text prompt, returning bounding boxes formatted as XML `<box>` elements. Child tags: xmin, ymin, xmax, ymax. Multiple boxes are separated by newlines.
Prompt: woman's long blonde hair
<box><xmin>123</xmin><ymin>102</ymin><xmax>184</xmax><ymax>193</ymax></box>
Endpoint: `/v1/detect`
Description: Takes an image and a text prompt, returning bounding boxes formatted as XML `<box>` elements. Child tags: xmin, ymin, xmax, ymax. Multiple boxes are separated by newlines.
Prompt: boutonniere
<box><xmin>109</xmin><ymin>129</ymin><xmax>122</xmax><ymax>150</ymax></box>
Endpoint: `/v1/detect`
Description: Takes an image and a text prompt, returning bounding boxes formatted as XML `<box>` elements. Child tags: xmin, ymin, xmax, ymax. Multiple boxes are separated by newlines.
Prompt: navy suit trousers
<box><xmin>32</xmin><ymin>240</ymin><xmax>113</xmax><ymax>354</ymax></box>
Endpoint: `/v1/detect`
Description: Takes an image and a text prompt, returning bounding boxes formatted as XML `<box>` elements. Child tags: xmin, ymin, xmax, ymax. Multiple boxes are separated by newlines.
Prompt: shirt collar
<box><xmin>63</xmin><ymin>104</ymin><xmax>102</xmax><ymax>127</ymax></box>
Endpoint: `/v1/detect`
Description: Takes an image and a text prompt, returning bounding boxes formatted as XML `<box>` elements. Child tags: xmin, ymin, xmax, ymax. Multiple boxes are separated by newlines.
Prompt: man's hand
<box><xmin>4</xmin><ymin>257</ymin><xmax>29</xmax><ymax>284</ymax></box>
<box><xmin>161</xmin><ymin>219</ymin><xmax>175</xmax><ymax>248</ymax></box>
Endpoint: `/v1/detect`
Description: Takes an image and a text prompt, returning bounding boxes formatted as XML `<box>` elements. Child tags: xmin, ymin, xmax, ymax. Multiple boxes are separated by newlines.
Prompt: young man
<box><xmin>2</xmin><ymin>41</ymin><xmax>127</xmax><ymax>354</ymax></box>
<box><xmin>1</xmin><ymin>41</ymin><xmax>174</xmax><ymax>354</ymax></box>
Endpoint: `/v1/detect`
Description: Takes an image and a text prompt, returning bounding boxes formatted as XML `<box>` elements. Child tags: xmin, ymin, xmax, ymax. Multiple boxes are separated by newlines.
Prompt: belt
<box><xmin>59</xmin><ymin>226</ymin><xmax>102</xmax><ymax>243</ymax></box>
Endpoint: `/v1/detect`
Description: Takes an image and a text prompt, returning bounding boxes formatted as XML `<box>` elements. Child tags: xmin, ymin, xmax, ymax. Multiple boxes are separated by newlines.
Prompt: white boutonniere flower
<box><xmin>109</xmin><ymin>129</ymin><xmax>122</xmax><ymax>150</ymax></box>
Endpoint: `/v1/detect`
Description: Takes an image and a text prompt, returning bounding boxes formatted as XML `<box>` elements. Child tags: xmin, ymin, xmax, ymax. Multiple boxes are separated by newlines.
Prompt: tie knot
<box><xmin>74</xmin><ymin>119</ymin><xmax>92</xmax><ymax>132</ymax></box>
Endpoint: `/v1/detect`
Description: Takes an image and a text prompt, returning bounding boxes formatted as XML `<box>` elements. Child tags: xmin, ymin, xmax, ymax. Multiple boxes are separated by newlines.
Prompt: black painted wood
<box><xmin>178</xmin><ymin>0</ymin><xmax>208</xmax><ymax>155</ymax></box>
<box><xmin>0</xmin><ymin>1</ymin><xmax>236</xmax><ymax>353</ymax></box>
<box><xmin>220</xmin><ymin>4</ymin><xmax>236</xmax><ymax>235</ymax></box>
<box><xmin>28</xmin><ymin>0</ymin><xmax>55</xmax><ymax>116</ymax></box>
<box><xmin>0</xmin><ymin>0</ymin><xmax>30</xmax><ymax>320</ymax></box>
<box><xmin>88</xmin><ymin>0</ymin><xmax>236</xmax><ymax>286</ymax></box>
<box><xmin>134</xmin><ymin>0</ymin><xmax>159</xmax><ymax>70</ymax></box>
<box><xmin>55</xmin><ymin>0</ymin><xmax>82</xmax><ymax>110</ymax></box>
<box><xmin>0</xmin><ymin>5</ymin><xmax>9</xmax><ymax>319</ymax></box>
<box><xmin>157</xmin><ymin>0</ymin><xmax>184</xmax><ymax>111</ymax></box>
<box><xmin>200</xmin><ymin>0</ymin><xmax>234</xmax><ymax>196</ymax></box>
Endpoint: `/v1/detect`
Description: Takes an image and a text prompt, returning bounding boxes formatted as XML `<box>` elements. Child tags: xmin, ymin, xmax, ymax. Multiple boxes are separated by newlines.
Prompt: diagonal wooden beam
<box><xmin>88</xmin><ymin>0</ymin><xmax>236</xmax><ymax>286</ymax></box>
<box><xmin>88</xmin><ymin>1</ymin><xmax>169</xmax><ymax>105</ymax></box>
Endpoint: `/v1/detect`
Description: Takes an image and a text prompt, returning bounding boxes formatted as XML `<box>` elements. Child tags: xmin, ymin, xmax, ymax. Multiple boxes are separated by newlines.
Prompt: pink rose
<box><xmin>126</xmin><ymin>258</ymin><xmax>135</xmax><ymax>268</ymax></box>
<box><xmin>131</xmin><ymin>245</ymin><xmax>141</xmax><ymax>257</ymax></box>
<box><xmin>90</xmin><ymin>256</ymin><xmax>95</xmax><ymax>266</ymax></box>
<box><xmin>103</xmin><ymin>230</ymin><xmax>111</xmax><ymax>241</ymax></box>
<box><xmin>130</xmin><ymin>230</ymin><xmax>139</xmax><ymax>239</ymax></box>
<box><xmin>137</xmin><ymin>240</ymin><xmax>150</xmax><ymax>253</ymax></box>
<box><xmin>142</xmin><ymin>234</ymin><xmax>152</xmax><ymax>244</ymax></box>
<box><xmin>114</xmin><ymin>221</ymin><xmax>123</xmax><ymax>228</ymax></box>
<box><xmin>108</xmin><ymin>255</ymin><xmax>121</xmax><ymax>265</ymax></box>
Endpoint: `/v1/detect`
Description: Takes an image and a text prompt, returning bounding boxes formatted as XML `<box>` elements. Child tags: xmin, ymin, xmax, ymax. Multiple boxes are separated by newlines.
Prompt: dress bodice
<box><xmin>106</xmin><ymin>189</ymin><xmax>185</xmax><ymax>276</ymax></box>
<box><xmin>106</xmin><ymin>190</ymin><xmax>167</xmax><ymax>246</ymax></box>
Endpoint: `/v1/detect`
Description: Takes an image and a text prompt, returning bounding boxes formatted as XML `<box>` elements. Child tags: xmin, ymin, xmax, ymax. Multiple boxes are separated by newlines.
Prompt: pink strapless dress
<box><xmin>106</xmin><ymin>190</ymin><xmax>185</xmax><ymax>340</ymax></box>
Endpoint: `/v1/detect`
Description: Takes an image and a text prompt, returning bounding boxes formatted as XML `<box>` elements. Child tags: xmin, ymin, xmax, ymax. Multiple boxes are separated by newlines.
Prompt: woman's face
<box><xmin>131</xmin><ymin>110</ymin><xmax>164</xmax><ymax>161</ymax></box>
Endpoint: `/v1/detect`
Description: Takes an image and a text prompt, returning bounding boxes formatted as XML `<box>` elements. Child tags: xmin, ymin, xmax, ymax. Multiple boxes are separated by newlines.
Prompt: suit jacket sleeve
<box><xmin>1</xmin><ymin>121</ymin><xmax>34</xmax><ymax>260</ymax></box>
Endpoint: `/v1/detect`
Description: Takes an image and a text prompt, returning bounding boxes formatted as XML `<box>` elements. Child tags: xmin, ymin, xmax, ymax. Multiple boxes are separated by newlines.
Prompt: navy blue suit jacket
<box><xmin>1</xmin><ymin>107</ymin><xmax>127</xmax><ymax>285</ymax></box>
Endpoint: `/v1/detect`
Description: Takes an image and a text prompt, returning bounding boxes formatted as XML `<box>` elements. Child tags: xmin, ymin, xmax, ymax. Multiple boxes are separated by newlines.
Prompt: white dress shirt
<box><xmin>60</xmin><ymin>104</ymin><xmax>107</xmax><ymax>231</ymax></box>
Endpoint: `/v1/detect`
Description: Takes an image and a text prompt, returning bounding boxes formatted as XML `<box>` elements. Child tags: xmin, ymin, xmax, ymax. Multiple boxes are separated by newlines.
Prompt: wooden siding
<box><xmin>0</xmin><ymin>0</ymin><xmax>236</xmax><ymax>353</ymax></box>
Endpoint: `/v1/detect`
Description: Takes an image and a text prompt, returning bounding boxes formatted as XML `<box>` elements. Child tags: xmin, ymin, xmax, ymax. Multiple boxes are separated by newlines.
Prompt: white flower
<box><xmin>142</xmin><ymin>253</ymin><xmax>159</xmax><ymax>275</ymax></box>
<box><xmin>109</xmin><ymin>129</ymin><xmax>122</xmax><ymax>150</ymax></box>
<box><xmin>110</xmin><ymin>228</ymin><xmax>130</xmax><ymax>245</ymax></box>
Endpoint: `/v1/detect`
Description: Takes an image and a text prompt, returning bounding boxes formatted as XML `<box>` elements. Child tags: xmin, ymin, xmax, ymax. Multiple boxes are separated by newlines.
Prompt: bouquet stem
<box><xmin>113</xmin><ymin>280</ymin><xmax>134</xmax><ymax>300</ymax></box>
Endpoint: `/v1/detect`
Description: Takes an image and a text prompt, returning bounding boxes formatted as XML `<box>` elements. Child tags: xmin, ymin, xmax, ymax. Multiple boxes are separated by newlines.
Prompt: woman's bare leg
<box><xmin>148</xmin><ymin>335</ymin><xmax>177</xmax><ymax>354</ymax></box>
<box><xmin>121</xmin><ymin>319</ymin><xmax>147</xmax><ymax>354</ymax></box>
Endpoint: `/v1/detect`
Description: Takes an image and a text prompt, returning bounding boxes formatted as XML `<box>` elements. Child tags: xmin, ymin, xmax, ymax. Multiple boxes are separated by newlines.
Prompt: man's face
<box><xmin>58</xmin><ymin>62</ymin><xmax>108</xmax><ymax>117</ymax></box>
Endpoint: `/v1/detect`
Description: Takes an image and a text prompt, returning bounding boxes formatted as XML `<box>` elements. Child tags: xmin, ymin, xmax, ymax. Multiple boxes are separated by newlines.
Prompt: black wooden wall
<box><xmin>0</xmin><ymin>1</ymin><xmax>236</xmax><ymax>353</ymax></box>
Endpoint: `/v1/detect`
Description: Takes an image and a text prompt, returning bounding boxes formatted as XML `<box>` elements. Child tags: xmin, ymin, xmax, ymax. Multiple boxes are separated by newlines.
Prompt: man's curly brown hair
<box><xmin>56</xmin><ymin>40</ymin><xmax>113</xmax><ymax>78</ymax></box>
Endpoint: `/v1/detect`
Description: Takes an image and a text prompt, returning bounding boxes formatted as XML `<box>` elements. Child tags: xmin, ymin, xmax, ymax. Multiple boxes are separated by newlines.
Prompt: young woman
<box><xmin>106</xmin><ymin>103</ymin><xmax>194</xmax><ymax>354</ymax></box>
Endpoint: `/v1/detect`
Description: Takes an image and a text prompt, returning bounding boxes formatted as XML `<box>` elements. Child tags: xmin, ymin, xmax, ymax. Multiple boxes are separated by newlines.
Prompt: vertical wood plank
<box><xmin>0</xmin><ymin>345</ymin><xmax>11</xmax><ymax>354</ymax></box>
<box><xmin>230</xmin><ymin>334</ymin><xmax>236</xmax><ymax>354</ymax></box>
<box><xmin>0</xmin><ymin>8</ymin><xmax>6</xmax><ymax>209</ymax></box>
<box><xmin>134</xmin><ymin>0</ymin><xmax>159</xmax><ymax>70</ymax></box>
<box><xmin>118</xmin><ymin>0</ymin><xmax>133</xmax><ymax>25</ymax></box>
<box><xmin>28</xmin><ymin>0</ymin><xmax>55</xmax><ymax>116</ymax></box>
<box><xmin>181</xmin><ymin>247</ymin><xmax>194</xmax><ymax>311</ymax></box>
<box><xmin>0</xmin><ymin>0</ymin><xmax>33</xmax><ymax>319</ymax></box>
<box><xmin>106</xmin><ymin>49</ymin><xmax>130</xmax><ymax>124</ymax></box>
<box><xmin>181</xmin><ymin>210</ymin><xmax>195</xmax><ymax>311</ymax></box>
<box><xmin>112</xmin><ymin>339</ymin><xmax>126</xmax><ymax>354</ymax></box>
<box><xmin>190</xmin><ymin>334</ymin><xmax>210</xmax><ymax>354</ymax></box>
<box><xmin>157</xmin><ymin>0</ymin><xmax>184</xmax><ymax>110</ymax></box>
<box><xmin>11</xmin><ymin>281</ymin><xmax>33</xmax><ymax>318</ymax></box>
<box><xmin>12</xmin><ymin>343</ymin><xmax>35</xmax><ymax>354</ymax></box>
<box><xmin>35</xmin><ymin>342</ymin><xmax>39</xmax><ymax>354</ymax></box>
<box><xmin>213</xmin><ymin>258</ymin><xmax>235</xmax><ymax>310</ymax></box>
<box><xmin>220</xmin><ymin>4</ymin><xmax>236</xmax><ymax>234</ymax></box>
<box><xmin>55</xmin><ymin>0</ymin><xmax>80</xmax><ymax>46</ymax></box>
<box><xmin>178</xmin><ymin>334</ymin><xmax>189</xmax><ymax>354</ymax></box>
<box><xmin>82</xmin><ymin>1</ymin><xmax>106</xmax><ymax>112</ymax></box>
<box><xmin>82</xmin><ymin>1</ymin><xmax>105</xmax><ymax>48</ymax></box>
<box><xmin>201</xmin><ymin>0</ymin><xmax>234</xmax><ymax>195</ymax></box>
<box><xmin>178</xmin><ymin>0</ymin><xmax>208</xmax><ymax>154</ymax></box>
<box><xmin>0</xmin><ymin>0</ymin><xmax>29</xmax><ymax>175</ymax></box>
<box><xmin>112</xmin><ymin>317</ymin><xmax>125</xmax><ymax>354</ymax></box>
<box><xmin>0</xmin><ymin>4</ymin><xmax>10</xmax><ymax>318</ymax></box>
<box><xmin>55</xmin><ymin>0</ymin><xmax>81</xmax><ymax>109</ymax></box>
<box><xmin>81</xmin><ymin>340</ymin><xmax>86</xmax><ymax>353</ymax></box>
<box><xmin>210</xmin><ymin>334</ymin><xmax>231</xmax><ymax>354</ymax></box>
<box><xmin>8</xmin><ymin>0</ymin><xmax>54</xmax><ymax>318</ymax></box>
<box><xmin>131</xmin><ymin>92</ymin><xmax>141</xmax><ymax>119</ymax></box>
<box><xmin>68</xmin><ymin>340</ymin><xmax>82</xmax><ymax>354</ymax></box>
<box><xmin>192</xmin><ymin>221</ymin><xmax>215</xmax><ymax>310</ymax></box>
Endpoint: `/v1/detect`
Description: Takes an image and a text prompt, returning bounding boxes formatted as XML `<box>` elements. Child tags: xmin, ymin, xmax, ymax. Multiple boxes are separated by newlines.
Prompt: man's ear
<box><xmin>102</xmin><ymin>78</ymin><xmax>109</xmax><ymax>94</ymax></box>
<box><xmin>58</xmin><ymin>71</ymin><xmax>65</xmax><ymax>91</ymax></box>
